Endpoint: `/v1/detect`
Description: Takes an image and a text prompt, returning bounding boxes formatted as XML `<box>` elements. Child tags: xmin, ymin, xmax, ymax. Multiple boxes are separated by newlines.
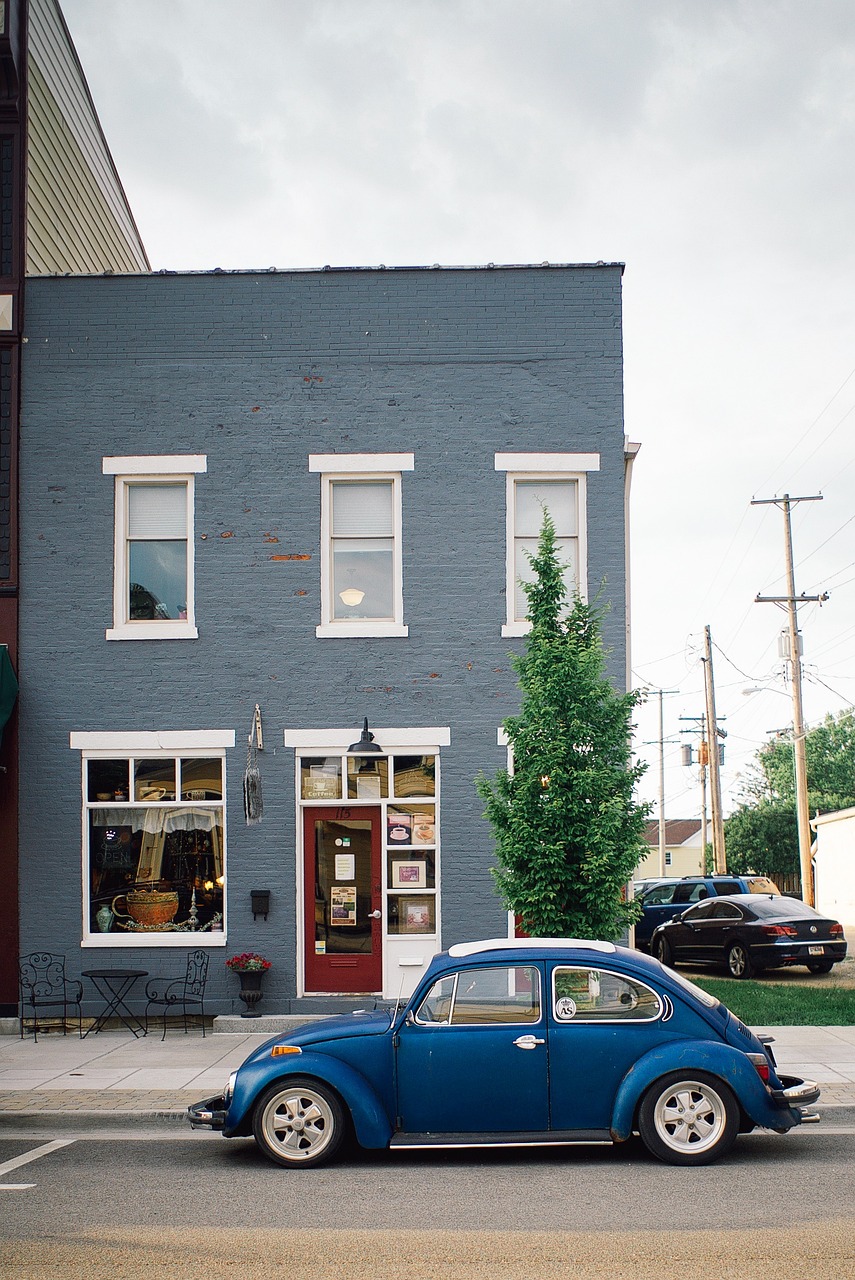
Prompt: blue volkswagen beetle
<box><xmin>188</xmin><ymin>938</ymin><xmax>820</xmax><ymax>1168</ymax></box>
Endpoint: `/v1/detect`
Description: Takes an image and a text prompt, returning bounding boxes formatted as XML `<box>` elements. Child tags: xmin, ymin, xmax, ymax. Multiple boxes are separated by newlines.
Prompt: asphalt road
<box><xmin>2</xmin><ymin>1126</ymin><xmax>855</xmax><ymax>1278</ymax></box>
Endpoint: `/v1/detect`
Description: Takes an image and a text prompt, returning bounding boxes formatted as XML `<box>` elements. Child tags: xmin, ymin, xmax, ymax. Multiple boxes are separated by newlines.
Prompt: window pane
<box><xmin>450</xmin><ymin>966</ymin><xmax>540</xmax><ymax>1024</ymax></box>
<box><xmin>87</xmin><ymin>759</ymin><xmax>130</xmax><ymax>802</ymax></box>
<box><xmin>180</xmin><ymin>758</ymin><xmax>223</xmax><ymax>800</ymax></box>
<box><xmin>392</xmin><ymin>756</ymin><xmax>436</xmax><ymax>797</ymax></box>
<box><xmin>332</xmin><ymin>540</ymin><xmax>393</xmax><ymax>619</ymax></box>
<box><xmin>332</xmin><ymin>481</ymin><xmax>393</xmax><ymax>536</ymax></box>
<box><xmin>129</xmin><ymin>541</ymin><xmax>187</xmax><ymax>619</ymax></box>
<box><xmin>514</xmin><ymin>537</ymin><xmax>577</xmax><ymax>620</ymax></box>
<box><xmin>346</xmin><ymin>754</ymin><xmax>388</xmax><ymax>800</ymax></box>
<box><xmin>416</xmin><ymin>974</ymin><xmax>455</xmax><ymax>1022</ymax></box>
<box><xmin>553</xmin><ymin>968</ymin><xmax>662</xmax><ymax>1022</ymax></box>
<box><xmin>515</xmin><ymin>481</ymin><xmax>576</xmax><ymax>537</ymax></box>
<box><xmin>87</xmin><ymin>805</ymin><xmax>224</xmax><ymax>935</ymax></box>
<box><xmin>300</xmin><ymin>756</ymin><xmax>342</xmax><ymax>801</ymax></box>
<box><xmin>134</xmin><ymin>759</ymin><xmax>177</xmax><ymax>802</ymax></box>
<box><xmin>128</xmin><ymin>484</ymin><xmax>187</xmax><ymax>538</ymax></box>
<box><xmin>388</xmin><ymin>849</ymin><xmax>435</xmax><ymax>889</ymax></box>
<box><xmin>387</xmin><ymin>894</ymin><xmax>436</xmax><ymax>935</ymax></box>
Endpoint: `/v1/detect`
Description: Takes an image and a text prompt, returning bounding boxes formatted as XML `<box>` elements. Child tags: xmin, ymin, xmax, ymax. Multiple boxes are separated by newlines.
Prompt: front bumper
<box><xmin>188</xmin><ymin>1094</ymin><xmax>228</xmax><ymax>1131</ymax></box>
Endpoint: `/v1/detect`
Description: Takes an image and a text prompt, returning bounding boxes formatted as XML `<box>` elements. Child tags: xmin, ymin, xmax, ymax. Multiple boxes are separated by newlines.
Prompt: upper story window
<box><xmin>103</xmin><ymin>455</ymin><xmax>206</xmax><ymax>641</ymax></box>
<box><xmin>495</xmin><ymin>452</ymin><xmax>600</xmax><ymax>636</ymax></box>
<box><xmin>310</xmin><ymin>453</ymin><xmax>413</xmax><ymax>638</ymax></box>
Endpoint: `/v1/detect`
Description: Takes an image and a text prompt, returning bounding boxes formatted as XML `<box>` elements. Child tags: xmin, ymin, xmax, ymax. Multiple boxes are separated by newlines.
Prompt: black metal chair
<box><xmin>18</xmin><ymin>952</ymin><xmax>83</xmax><ymax>1041</ymax></box>
<box><xmin>144</xmin><ymin>949</ymin><xmax>210</xmax><ymax>1040</ymax></box>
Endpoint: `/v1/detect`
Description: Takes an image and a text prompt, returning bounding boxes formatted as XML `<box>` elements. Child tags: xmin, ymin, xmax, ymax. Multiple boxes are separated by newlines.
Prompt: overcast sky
<box><xmin>62</xmin><ymin>0</ymin><xmax>855</xmax><ymax>821</ymax></box>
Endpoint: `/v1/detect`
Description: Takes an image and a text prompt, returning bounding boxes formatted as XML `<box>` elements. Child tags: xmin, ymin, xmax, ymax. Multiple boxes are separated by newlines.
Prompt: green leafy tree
<box><xmin>723</xmin><ymin>804</ymin><xmax>799</xmax><ymax>878</ymax></box>
<box><xmin>476</xmin><ymin>513</ymin><xmax>648</xmax><ymax>940</ymax></box>
<box><xmin>726</xmin><ymin>710</ymin><xmax>855</xmax><ymax>876</ymax></box>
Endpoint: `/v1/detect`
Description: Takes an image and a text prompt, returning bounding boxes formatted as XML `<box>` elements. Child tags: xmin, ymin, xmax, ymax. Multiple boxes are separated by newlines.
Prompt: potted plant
<box><xmin>225</xmin><ymin>952</ymin><xmax>271</xmax><ymax>1018</ymax></box>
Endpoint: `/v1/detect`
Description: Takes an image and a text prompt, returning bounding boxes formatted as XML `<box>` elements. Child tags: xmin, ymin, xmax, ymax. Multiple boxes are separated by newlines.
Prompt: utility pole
<box><xmin>680</xmin><ymin>713</ymin><xmax>712</xmax><ymax>870</ymax></box>
<box><xmin>753</xmin><ymin>493</ymin><xmax>827</xmax><ymax>906</ymax></box>
<box><xmin>643</xmin><ymin>687</ymin><xmax>678</xmax><ymax>877</ymax></box>
<box><xmin>702</xmin><ymin>626</ymin><xmax>727</xmax><ymax>873</ymax></box>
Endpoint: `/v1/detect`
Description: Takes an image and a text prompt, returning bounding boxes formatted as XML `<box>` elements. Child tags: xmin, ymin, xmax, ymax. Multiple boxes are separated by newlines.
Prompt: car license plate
<box><xmin>809</xmin><ymin>945</ymin><xmax>824</xmax><ymax>956</ymax></box>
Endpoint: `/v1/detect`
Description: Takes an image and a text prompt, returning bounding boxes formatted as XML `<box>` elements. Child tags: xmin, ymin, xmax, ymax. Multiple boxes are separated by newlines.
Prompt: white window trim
<box><xmin>72</xmin><ymin>731</ymin><xmax>234</xmax><ymax>949</ymax></box>
<box><xmin>495</xmin><ymin>454</ymin><xmax>598</xmax><ymax>638</ymax></box>
<box><xmin>103</xmin><ymin>455</ymin><xmax>206</xmax><ymax>642</ymax></box>
<box><xmin>314</xmin><ymin>464</ymin><xmax>411</xmax><ymax>638</ymax></box>
<box><xmin>286</xmin><ymin>725</ymin><xmax>447</xmax><ymax>998</ymax></box>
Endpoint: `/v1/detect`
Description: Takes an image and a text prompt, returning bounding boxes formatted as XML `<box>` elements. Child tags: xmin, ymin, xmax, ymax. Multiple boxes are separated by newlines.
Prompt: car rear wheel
<box><xmin>252</xmin><ymin>1077</ymin><xmax>346</xmax><ymax>1169</ymax></box>
<box><xmin>727</xmin><ymin>941</ymin><xmax>754</xmax><ymax>979</ymax></box>
<box><xmin>638</xmin><ymin>1072</ymin><xmax>740</xmax><ymax>1166</ymax></box>
<box><xmin>655</xmin><ymin>936</ymin><xmax>673</xmax><ymax>967</ymax></box>
<box><xmin>807</xmin><ymin>960</ymin><xmax>834</xmax><ymax>974</ymax></box>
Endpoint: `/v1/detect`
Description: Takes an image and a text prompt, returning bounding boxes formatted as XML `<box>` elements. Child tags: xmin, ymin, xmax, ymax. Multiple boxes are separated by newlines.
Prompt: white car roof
<box><xmin>448</xmin><ymin>937</ymin><xmax>616</xmax><ymax>958</ymax></box>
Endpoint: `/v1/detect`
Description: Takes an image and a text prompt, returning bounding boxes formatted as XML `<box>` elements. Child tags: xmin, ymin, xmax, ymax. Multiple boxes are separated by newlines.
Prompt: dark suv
<box><xmin>634</xmin><ymin>875</ymin><xmax>780</xmax><ymax>952</ymax></box>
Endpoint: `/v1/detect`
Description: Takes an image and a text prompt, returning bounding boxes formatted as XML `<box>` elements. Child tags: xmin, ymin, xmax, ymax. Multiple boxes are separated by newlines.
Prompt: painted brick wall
<box><xmin>19</xmin><ymin>264</ymin><xmax>628</xmax><ymax>1010</ymax></box>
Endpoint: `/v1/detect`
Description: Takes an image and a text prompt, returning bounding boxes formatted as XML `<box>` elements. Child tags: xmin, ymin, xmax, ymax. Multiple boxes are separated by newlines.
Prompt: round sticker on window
<box><xmin>556</xmin><ymin>996</ymin><xmax>577</xmax><ymax>1019</ymax></box>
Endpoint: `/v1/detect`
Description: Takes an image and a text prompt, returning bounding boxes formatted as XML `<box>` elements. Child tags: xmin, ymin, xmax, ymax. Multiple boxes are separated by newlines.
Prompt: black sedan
<box><xmin>651</xmin><ymin>893</ymin><xmax>847</xmax><ymax>979</ymax></box>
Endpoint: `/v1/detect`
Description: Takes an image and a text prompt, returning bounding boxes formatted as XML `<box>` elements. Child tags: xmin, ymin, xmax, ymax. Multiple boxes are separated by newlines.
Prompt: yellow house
<box><xmin>637</xmin><ymin>820</ymin><xmax>704</xmax><ymax>881</ymax></box>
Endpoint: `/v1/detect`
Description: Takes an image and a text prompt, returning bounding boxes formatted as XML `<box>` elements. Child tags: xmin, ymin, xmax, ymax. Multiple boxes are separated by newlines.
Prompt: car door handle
<box><xmin>513</xmin><ymin>1034</ymin><xmax>545</xmax><ymax>1050</ymax></box>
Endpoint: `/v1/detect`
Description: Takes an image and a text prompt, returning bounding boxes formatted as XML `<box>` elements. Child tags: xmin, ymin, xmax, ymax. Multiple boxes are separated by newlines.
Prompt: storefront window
<box><xmin>85</xmin><ymin>754</ymin><xmax>225</xmax><ymax>938</ymax></box>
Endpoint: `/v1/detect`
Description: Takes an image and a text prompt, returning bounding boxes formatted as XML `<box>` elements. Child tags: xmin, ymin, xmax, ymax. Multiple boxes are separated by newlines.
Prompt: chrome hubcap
<box><xmin>266</xmin><ymin>1091</ymin><xmax>331</xmax><ymax>1159</ymax></box>
<box><xmin>654</xmin><ymin>1082</ymin><xmax>725</xmax><ymax>1154</ymax></box>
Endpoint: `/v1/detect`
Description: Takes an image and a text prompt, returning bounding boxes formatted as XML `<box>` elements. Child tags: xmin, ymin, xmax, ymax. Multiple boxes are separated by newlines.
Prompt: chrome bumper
<box><xmin>770</xmin><ymin>1075</ymin><xmax>821</xmax><ymax>1110</ymax></box>
<box><xmin>188</xmin><ymin>1094</ymin><xmax>228</xmax><ymax>1130</ymax></box>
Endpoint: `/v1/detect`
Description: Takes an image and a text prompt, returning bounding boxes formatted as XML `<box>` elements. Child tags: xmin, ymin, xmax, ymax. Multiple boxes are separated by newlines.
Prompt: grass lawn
<box><xmin>689</xmin><ymin>975</ymin><xmax>855</xmax><ymax>1025</ymax></box>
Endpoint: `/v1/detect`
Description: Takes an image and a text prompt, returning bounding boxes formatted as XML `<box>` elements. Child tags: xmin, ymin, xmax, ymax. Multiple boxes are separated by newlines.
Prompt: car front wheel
<box><xmin>638</xmin><ymin>1072</ymin><xmax>740</xmax><ymax>1166</ymax></box>
<box><xmin>252</xmin><ymin>1077</ymin><xmax>346</xmax><ymax>1169</ymax></box>
<box><xmin>727</xmin><ymin>941</ymin><xmax>754</xmax><ymax>979</ymax></box>
<box><xmin>655</xmin><ymin>936</ymin><xmax>673</xmax><ymax>967</ymax></box>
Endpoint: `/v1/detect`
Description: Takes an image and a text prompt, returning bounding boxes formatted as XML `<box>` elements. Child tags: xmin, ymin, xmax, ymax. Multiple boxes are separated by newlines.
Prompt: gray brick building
<box><xmin>17</xmin><ymin>262</ymin><xmax>636</xmax><ymax>1015</ymax></box>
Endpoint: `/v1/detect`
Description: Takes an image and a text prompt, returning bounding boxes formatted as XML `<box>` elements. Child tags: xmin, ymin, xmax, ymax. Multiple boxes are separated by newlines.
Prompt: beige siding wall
<box><xmin>26</xmin><ymin>0</ymin><xmax>148</xmax><ymax>274</ymax></box>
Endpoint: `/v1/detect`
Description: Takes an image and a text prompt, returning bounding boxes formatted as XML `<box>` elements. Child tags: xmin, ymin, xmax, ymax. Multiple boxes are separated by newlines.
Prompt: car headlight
<box><xmin>224</xmin><ymin>1071</ymin><xmax>238</xmax><ymax>1105</ymax></box>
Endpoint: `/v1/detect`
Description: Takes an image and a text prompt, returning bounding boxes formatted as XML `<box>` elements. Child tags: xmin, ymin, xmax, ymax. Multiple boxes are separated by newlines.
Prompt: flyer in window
<box><xmin>412</xmin><ymin>817</ymin><xmax>435</xmax><ymax>845</ymax></box>
<box><xmin>387</xmin><ymin>813</ymin><xmax>412</xmax><ymax>845</ymax></box>
<box><xmin>330</xmin><ymin>885</ymin><xmax>357</xmax><ymax>926</ymax></box>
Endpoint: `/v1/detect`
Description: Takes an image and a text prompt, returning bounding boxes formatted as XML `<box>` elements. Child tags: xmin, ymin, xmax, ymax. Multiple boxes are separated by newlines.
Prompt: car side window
<box><xmin>711</xmin><ymin>902</ymin><xmax>743</xmax><ymax>920</ymax></box>
<box><xmin>552</xmin><ymin>968</ymin><xmax>662</xmax><ymax>1022</ymax></box>
<box><xmin>642</xmin><ymin>883</ymin><xmax>676</xmax><ymax>905</ymax></box>
<box><xmin>713</xmin><ymin>881</ymin><xmax>742</xmax><ymax>895</ymax></box>
<box><xmin>414</xmin><ymin>966</ymin><xmax>541</xmax><ymax>1025</ymax></box>
<box><xmin>683</xmin><ymin>900</ymin><xmax>715</xmax><ymax>921</ymax></box>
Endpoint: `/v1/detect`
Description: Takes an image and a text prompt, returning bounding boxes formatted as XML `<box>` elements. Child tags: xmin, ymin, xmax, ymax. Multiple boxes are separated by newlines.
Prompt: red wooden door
<box><xmin>303</xmin><ymin>806</ymin><xmax>383</xmax><ymax>993</ymax></box>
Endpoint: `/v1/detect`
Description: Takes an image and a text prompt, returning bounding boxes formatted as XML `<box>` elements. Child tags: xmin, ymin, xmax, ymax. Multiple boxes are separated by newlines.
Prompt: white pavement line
<box><xmin>0</xmin><ymin>1137</ymin><xmax>76</xmax><ymax>1181</ymax></box>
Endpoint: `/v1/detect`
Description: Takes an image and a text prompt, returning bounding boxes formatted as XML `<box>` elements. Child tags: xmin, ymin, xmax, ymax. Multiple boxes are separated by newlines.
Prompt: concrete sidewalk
<box><xmin>0</xmin><ymin>1021</ymin><xmax>854</xmax><ymax>1127</ymax></box>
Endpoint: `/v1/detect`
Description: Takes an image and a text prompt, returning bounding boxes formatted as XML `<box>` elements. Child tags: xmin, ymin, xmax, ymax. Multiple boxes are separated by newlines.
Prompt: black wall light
<box><xmin>251</xmin><ymin>889</ymin><xmax>270</xmax><ymax>921</ymax></box>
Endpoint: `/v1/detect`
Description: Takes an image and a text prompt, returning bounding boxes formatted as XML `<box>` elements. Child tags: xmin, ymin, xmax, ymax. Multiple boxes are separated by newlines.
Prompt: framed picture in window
<box><xmin>391</xmin><ymin>859</ymin><xmax>426</xmax><ymax>889</ymax></box>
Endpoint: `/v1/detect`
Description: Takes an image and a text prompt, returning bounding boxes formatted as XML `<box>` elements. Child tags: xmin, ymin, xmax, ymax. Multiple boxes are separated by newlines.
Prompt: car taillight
<box><xmin>747</xmin><ymin>1051</ymin><xmax>771</xmax><ymax>1083</ymax></box>
<box><xmin>761</xmin><ymin>924</ymin><xmax>798</xmax><ymax>937</ymax></box>
<box><xmin>830</xmin><ymin>923</ymin><xmax>844</xmax><ymax>937</ymax></box>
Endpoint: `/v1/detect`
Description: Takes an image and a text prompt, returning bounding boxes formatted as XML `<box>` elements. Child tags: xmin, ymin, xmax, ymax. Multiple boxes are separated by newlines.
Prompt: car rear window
<box><xmin>745</xmin><ymin>877</ymin><xmax>780</xmax><ymax>895</ymax></box>
<box><xmin>748</xmin><ymin>895</ymin><xmax>817</xmax><ymax>920</ymax></box>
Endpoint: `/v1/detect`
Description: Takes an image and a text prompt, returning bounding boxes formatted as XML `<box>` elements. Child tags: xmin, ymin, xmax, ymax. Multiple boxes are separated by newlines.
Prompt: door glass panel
<box><xmin>450</xmin><ymin>966</ymin><xmax>541</xmax><ymax>1024</ymax></box>
<box><xmin>313</xmin><ymin>819</ymin><xmax>373</xmax><ymax>956</ymax></box>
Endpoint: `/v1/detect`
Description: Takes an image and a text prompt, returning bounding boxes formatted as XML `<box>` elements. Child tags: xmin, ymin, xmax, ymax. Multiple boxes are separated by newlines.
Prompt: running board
<box><xmin>390</xmin><ymin>1129</ymin><xmax>611</xmax><ymax>1149</ymax></box>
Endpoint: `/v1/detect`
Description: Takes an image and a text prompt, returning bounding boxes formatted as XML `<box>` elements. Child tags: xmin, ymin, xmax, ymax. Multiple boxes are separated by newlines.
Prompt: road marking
<box><xmin>0</xmin><ymin>1138</ymin><xmax>75</xmax><ymax>1188</ymax></box>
